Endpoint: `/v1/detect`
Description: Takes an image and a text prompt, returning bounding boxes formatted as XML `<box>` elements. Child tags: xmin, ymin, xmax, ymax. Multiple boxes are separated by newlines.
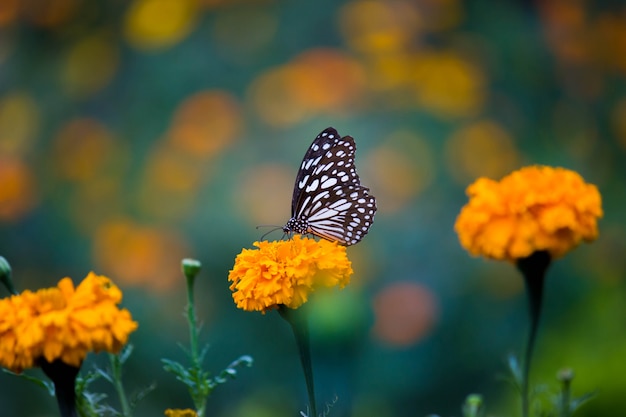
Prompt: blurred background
<box><xmin>0</xmin><ymin>0</ymin><xmax>625</xmax><ymax>416</ymax></box>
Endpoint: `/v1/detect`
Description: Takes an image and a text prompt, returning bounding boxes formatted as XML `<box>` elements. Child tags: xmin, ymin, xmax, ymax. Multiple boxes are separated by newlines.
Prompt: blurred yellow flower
<box><xmin>445</xmin><ymin>120</ymin><xmax>520</xmax><ymax>184</ymax></box>
<box><xmin>124</xmin><ymin>0</ymin><xmax>197</xmax><ymax>51</ymax></box>
<box><xmin>62</xmin><ymin>32</ymin><xmax>120</xmax><ymax>98</ymax></box>
<box><xmin>0</xmin><ymin>272</ymin><xmax>137</xmax><ymax>373</ymax></box>
<box><xmin>412</xmin><ymin>51</ymin><xmax>486</xmax><ymax>118</ymax></box>
<box><xmin>0</xmin><ymin>92</ymin><xmax>40</xmax><ymax>156</ymax></box>
<box><xmin>455</xmin><ymin>166</ymin><xmax>603</xmax><ymax>262</ymax></box>
<box><xmin>164</xmin><ymin>409</ymin><xmax>197</xmax><ymax>417</ymax></box>
<box><xmin>339</xmin><ymin>0</ymin><xmax>421</xmax><ymax>54</ymax></box>
<box><xmin>228</xmin><ymin>236</ymin><xmax>353</xmax><ymax>313</ymax></box>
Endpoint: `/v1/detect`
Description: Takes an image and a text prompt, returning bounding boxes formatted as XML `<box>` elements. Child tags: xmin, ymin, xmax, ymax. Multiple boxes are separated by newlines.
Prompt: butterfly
<box><xmin>282</xmin><ymin>127</ymin><xmax>377</xmax><ymax>246</ymax></box>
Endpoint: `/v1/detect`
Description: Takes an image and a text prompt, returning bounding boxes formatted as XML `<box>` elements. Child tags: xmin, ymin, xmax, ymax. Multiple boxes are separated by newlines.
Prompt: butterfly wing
<box><xmin>291</xmin><ymin>127</ymin><xmax>342</xmax><ymax>217</ymax></box>
<box><xmin>306</xmin><ymin>184</ymin><xmax>376</xmax><ymax>245</ymax></box>
<box><xmin>289</xmin><ymin>127</ymin><xmax>377</xmax><ymax>246</ymax></box>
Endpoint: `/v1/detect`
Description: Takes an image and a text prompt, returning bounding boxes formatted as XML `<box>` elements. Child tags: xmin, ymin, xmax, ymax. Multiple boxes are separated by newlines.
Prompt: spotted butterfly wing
<box><xmin>283</xmin><ymin>127</ymin><xmax>376</xmax><ymax>246</ymax></box>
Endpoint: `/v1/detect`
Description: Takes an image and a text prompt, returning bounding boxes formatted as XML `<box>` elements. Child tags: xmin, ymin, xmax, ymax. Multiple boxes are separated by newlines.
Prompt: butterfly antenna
<box><xmin>257</xmin><ymin>225</ymin><xmax>284</xmax><ymax>241</ymax></box>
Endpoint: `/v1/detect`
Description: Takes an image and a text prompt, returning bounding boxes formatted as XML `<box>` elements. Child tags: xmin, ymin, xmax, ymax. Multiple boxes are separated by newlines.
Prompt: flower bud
<box><xmin>557</xmin><ymin>368</ymin><xmax>575</xmax><ymax>383</ymax></box>
<box><xmin>182</xmin><ymin>258</ymin><xmax>202</xmax><ymax>289</ymax></box>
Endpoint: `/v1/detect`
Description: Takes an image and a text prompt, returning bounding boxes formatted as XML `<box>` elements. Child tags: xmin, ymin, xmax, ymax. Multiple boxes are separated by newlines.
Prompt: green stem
<box><xmin>187</xmin><ymin>279</ymin><xmax>200</xmax><ymax>368</ymax></box>
<box><xmin>516</xmin><ymin>251</ymin><xmax>551</xmax><ymax>417</ymax></box>
<box><xmin>187</xmin><ymin>291</ymin><xmax>206</xmax><ymax>417</ymax></box>
<box><xmin>182</xmin><ymin>259</ymin><xmax>205</xmax><ymax>416</ymax></box>
<box><xmin>558</xmin><ymin>369</ymin><xmax>574</xmax><ymax>417</ymax></box>
<box><xmin>279</xmin><ymin>305</ymin><xmax>317</xmax><ymax>417</ymax></box>
<box><xmin>40</xmin><ymin>359</ymin><xmax>80</xmax><ymax>417</ymax></box>
<box><xmin>110</xmin><ymin>353</ymin><xmax>132</xmax><ymax>417</ymax></box>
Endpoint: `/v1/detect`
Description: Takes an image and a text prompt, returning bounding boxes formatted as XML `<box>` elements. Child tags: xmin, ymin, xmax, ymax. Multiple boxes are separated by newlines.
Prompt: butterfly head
<box><xmin>282</xmin><ymin>217</ymin><xmax>309</xmax><ymax>235</ymax></box>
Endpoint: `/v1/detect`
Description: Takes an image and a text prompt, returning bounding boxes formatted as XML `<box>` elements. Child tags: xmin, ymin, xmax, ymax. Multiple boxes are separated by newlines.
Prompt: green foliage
<box><xmin>161</xmin><ymin>259</ymin><xmax>253</xmax><ymax>417</ymax></box>
<box><xmin>430</xmin><ymin>363</ymin><xmax>595</xmax><ymax>417</ymax></box>
<box><xmin>2</xmin><ymin>368</ymin><xmax>54</xmax><ymax>396</ymax></box>
<box><xmin>75</xmin><ymin>370</ymin><xmax>115</xmax><ymax>417</ymax></box>
<box><xmin>75</xmin><ymin>345</ymin><xmax>156</xmax><ymax>417</ymax></box>
<box><xmin>162</xmin><ymin>354</ymin><xmax>253</xmax><ymax>410</ymax></box>
<box><xmin>3</xmin><ymin>346</ymin><xmax>154</xmax><ymax>417</ymax></box>
<box><xmin>299</xmin><ymin>395</ymin><xmax>339</xmax><ymax>417</ymax></box>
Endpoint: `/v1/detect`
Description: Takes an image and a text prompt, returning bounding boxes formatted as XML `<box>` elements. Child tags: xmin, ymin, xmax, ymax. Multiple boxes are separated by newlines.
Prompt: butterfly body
<box><xmin>282</xmin><ymin>127</ymin><xmax>376</xmax><ymax>246</ymax></box>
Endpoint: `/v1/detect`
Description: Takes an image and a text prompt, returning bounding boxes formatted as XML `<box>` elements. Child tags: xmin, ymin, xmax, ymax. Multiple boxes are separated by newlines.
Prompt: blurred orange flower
<box><xmin>455</xmin><ymin>166</ymin><xmax>603</xmax><ymax>262</ymax></box>
<box><xmin>168</xmin><ymin>90</ymin><xmax>242</xmax><ymax>158</ymax></box>
<box><xmin>371</xmin><ymin>281</ymin><xmax>438</xmax><ymax>347</ymax></box>
<box><xmin>0</xmin><ymin>157</ymin><xmax>38</xmax><ymax>221</ymax></box>
<box><xmin>93</xmin><ymin>220</ymin><xmax>189</xmax><ymax>291</ymax></box>
<box><xmin>247</xmin><ymin>48</ymin><xmax>366</xmax><ymax>127</ymax></box>
<box><xmin>0</xmin><ymin>272</ymin><xmax>137</xmax><ymax>373</ymax></box>
<box><xmin>228</xmin><ymin>236</ymin><xmax>353</xmax><ymax>313</ymax></box>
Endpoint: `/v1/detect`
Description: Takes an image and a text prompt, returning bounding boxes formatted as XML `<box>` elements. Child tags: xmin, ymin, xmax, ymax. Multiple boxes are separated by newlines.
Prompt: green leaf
<box><xmin>2</xmin><ymin>369</ymin><xmax>55</xmax><ymax>396</ymax></box>
<box><xmin>118</xmin><ymin>344</ymin><xmax>134</xmax><ymax>365</ymax></box>
<box><xmin>94</xmin><ymin>366</ymin><xmax>115</xmax><ymax>384</ymax></box>
<box><xmin>212</xmin><ymin>355</ymin><xmax>253</xmax><ymax>386</ymax></box>
<box><xmin>506</xmin><ymin>354</ymin><xmax>523</xmax><ymax>389</ymax></box>
<box><xmin>129</xmin><ymin>382</ymin><xmax>157</xmax><ymax>409</ymax></box>
<box><xmin>570</xmin><ymin>391</ymin><xmax>596</xmax><ymax>412</ymax></box>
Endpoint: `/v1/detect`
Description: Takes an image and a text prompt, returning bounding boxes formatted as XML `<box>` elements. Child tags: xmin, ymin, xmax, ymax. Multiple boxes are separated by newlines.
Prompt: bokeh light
<box><xmin>136</xmin><ymin>142</ymin><xmax>208</xmax><ymax>221</ymax></box>
<box><xmin>168</xmin><ymin>90</ymin><xmax>243</xmax><ymax>158</ymax></box>
<box><xmin>211</xmin><ymin>7</ymin><xmax>277</xmax><ymax>62</ymax></box>
<box><xmin>288</xmin><ymin>49</ymin><xmax>367</xmax><ymax>114</ymax></box>
<box><xmin>339</xmin><ymin>0</ymin><xmax>422</xmax><ymax>55</ymax></box>
<box><xmin>0</xmin><ymin>157</ymin><xmax>38</xmax><ymax>221</ymax></box>
<box><xmin>0</xmin><ymin>92</ymin><xmax>39</xmax><ymax>157</ymax></box>
<box><xmin>248</xmin><ymin>49</ymin><xmax>367</xmax><ymax>127</ymax></box>
<box><xmin>362</xmin><ymin>130</ymin><xmax>434</xmax><ymax>214</ymax></box>
<box><xmin>444</xmin><ymin>120</ymin><xmax>521</xmax><ymax>185</ymax></box>
<box><xmin>371</xmin><ymin>281</ymin><xmax>439</xmax><ymax>347</ymax></box>
<box><xmin>247</xmin><ymin>65</ymin><xmax>309</xmax><ymax>127</ymax></box>
<box><xmin>52</xmin><ymin>118</ymin><xmax>122</xmax><ymax>183</ymax></box>
<box><xmin>124</xmin><ymin>0</ymin><xmax>198</xmax><ymax>51</ymax></box>
<box><xmin>92</xmin><ymin>219</ymin><xmax>190</xmax><ymax>291</ymax></box>
<box><xmin>22</xmin><ymin>0</ymin><xmax>79</xmax><ymax>28</ymax></box>
<box><xmin>0</xmin><ymin>0</ymin><xmax>19</xmax><ymax>27</ymax></box>
<box><xmin>62</xmin><ymin>32</ymin><xmax>120</xmax><ymax>98</ymax></box>
<box><xmin>413</xmin><ymin>52</ymin><xmax>486</xmax><ymax>118</ymax></box>
<box><xmin>234</xmin><ymin>163</ymin><xmax>293</xmax><ymax>228</ymax></box>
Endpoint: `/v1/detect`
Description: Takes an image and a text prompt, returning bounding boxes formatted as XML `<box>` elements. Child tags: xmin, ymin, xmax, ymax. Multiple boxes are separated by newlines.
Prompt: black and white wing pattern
<box><xmin>282</xmin><ymin>127</ymin><xmax>377</xmax><ymax>246</ymax></box>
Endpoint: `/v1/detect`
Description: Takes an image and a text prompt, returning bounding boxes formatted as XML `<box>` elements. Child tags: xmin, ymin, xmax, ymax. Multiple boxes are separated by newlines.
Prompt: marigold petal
<box><xmin>0</xmin><ymin>272</ymin><xmax>137</xmax><ymax>372</ymax></box>
<box><xmin>455</xmin><ymin>165</ymin><xmax>603</xmax><ymax>262</ymax></box>
<box><xmin>229</xmin><ymin>235</ymin><xmax>353</xmax><ymax>313</ymax></box>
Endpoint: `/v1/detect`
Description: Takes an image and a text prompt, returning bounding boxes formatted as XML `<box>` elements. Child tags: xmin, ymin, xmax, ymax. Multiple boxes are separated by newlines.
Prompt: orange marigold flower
<box><xmin>0</xmin><ymin>272</ymin><xmax>138</xmax><ymax>373</ymax></box>
<box><xmin>164</xmin><ymin>409</ymin><xmax>198</xmax><ymax>417</ymax></box>
<box><xmin>454</xmin><ymin>165</ymin><xmax>603</xmax><ymax>262</ymax></box>
<box><xmin>228</xmin><ymin>235</ymin><xmax>353</xmax><ymax>313</ymax></box>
